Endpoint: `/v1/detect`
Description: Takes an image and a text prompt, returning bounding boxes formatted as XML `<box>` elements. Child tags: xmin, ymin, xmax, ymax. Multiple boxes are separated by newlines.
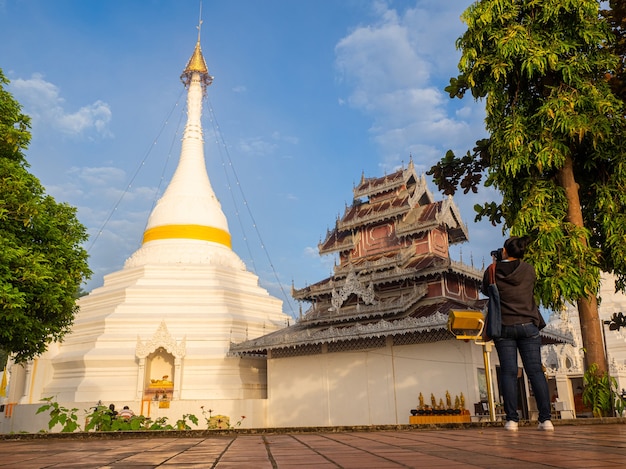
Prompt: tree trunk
<box><xmin>557</xmin><ymin>155</ymin><xmax>606</xmax><ymax>373</ymax></box>
<box><xmin>578</xmin><ymin>295</ymin><xmax>606</xmax><ymax>373</ymax></box>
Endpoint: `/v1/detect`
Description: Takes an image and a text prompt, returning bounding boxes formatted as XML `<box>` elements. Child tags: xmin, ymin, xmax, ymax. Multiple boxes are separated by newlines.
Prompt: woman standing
<box><xmin>481</xmin><ymin>236</ymin><xmax>553</xmax><ymax>431</ymax></box>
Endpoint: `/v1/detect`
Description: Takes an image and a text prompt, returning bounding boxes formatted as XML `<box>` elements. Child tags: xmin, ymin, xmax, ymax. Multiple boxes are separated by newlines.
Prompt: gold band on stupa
<box><xmin>143</xmin><ymin>224</ymin><xmax>231</xmax><ymax>248</ymax></box>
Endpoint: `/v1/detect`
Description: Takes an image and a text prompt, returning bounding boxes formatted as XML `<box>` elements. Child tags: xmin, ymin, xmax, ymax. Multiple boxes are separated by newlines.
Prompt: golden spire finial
<box><xmin>181</xmin><ymin>0</ymin><xmax>213</xmax><ymax>90</ymax></box>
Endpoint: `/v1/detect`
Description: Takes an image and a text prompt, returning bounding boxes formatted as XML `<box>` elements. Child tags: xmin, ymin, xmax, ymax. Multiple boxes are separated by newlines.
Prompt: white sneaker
<box><xmin>504</xmin><ymin>421</ymin><xmax>518</xmax><ymax>431</ymax></box>
<box><xmin>538</xmin><ymin>420</ymin><xmax>554</xmax><ymax>431</ymax></box>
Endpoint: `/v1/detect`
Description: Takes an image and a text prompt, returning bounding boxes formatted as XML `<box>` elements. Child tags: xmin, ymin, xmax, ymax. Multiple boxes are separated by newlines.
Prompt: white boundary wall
<box><xmin>267</xmin><ymin>339</ymin><xmax>490</xmax><ymax>427</ymax></box>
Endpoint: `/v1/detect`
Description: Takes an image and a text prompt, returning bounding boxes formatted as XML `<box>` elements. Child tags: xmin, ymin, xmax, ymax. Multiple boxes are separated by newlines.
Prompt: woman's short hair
<box><xmin>504</xmin><ymin>236</ymin><xmax>531</xmax><ymax>258</ymax></box>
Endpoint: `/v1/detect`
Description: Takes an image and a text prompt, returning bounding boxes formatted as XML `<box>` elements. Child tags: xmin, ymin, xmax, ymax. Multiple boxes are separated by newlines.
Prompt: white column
<box><xmin>174</xmin><ymin>358</ymin><xmax>182</xmax><ymax>400</ymax></box>
<box><xmin>136</xmin><ymin>358</ymin><xmax>146</xmax><ymax>400</ymax></box>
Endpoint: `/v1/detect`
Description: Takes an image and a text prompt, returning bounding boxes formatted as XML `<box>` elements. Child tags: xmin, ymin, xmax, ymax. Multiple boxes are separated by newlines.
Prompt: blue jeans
<box><xmin>494</xmin><ymin>323</ymin><xmax>551</xmax><ymax>423</ymax></box>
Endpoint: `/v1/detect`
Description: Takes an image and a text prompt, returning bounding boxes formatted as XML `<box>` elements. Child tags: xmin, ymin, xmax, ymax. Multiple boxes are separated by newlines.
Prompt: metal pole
<box><xmin>482</xmin><ymin>342</ymin><xmax>496</xmax><ymax>421</ymax></box>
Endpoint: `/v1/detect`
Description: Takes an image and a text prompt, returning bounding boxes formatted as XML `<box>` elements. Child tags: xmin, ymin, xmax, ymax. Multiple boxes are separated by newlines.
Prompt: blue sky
<box><xmin>0</xmin><ymin>0</ymin><xmax>505</xmax><ymax>317</ymax></box>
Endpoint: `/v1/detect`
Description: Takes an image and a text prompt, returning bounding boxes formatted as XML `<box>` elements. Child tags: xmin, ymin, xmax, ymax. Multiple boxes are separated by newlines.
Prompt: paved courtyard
<box><xmin>1</xmin><ymin>421</ymin><xmax>625</xmax><ymax>468</ymax></box>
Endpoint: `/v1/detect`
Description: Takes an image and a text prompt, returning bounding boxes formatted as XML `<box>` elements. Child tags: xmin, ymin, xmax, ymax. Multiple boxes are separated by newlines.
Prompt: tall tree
<box><xmin>428</xmin><ymin>0</ymin><xmax>626</xmax><ymax>372</ymax></box>
<box><xmin>0</xmin><ymin>69</ymin><xmax>91</xmax><ymax>363</ymax></box>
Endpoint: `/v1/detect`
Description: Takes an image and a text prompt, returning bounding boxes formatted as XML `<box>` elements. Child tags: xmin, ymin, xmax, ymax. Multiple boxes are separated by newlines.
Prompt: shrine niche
<box><xmin>136</xmin><ymin>321</ymin><xmax>186</xmax><ymax>406</ymax></box>
<box><xmin>146</xmin><ymin>348</ymin><xmax>174</xmax><ymax>403</ymax></box>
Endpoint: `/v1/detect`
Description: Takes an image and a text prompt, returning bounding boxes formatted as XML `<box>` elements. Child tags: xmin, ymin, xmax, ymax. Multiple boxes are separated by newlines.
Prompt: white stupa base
<box><xmin>29</xmin><ymin>262</ymin><xmax>288</xmax><ymax>405</ymax></box>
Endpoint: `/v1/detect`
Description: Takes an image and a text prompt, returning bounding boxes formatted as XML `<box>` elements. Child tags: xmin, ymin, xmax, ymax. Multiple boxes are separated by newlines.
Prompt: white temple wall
<box><xmin>2</xmin><ymin>404</ymin><xmax>51</xmax><ymax>434</ymax></box>
<box><xmin>176</xmin><ymin>357</ymin><xmax>268</xmax><ymax>400</ymax></box>
<box><xmin>266</xmin><ymin>339</ymin><xmax>491</xmax><ymax>427</ymax></box>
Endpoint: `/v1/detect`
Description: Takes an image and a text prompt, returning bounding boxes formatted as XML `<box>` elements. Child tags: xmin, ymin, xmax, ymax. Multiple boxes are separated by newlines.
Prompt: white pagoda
<box><xmin>1</xmin><ymin>34</ymin><xmax>289</xmax><ymax>432</ymax></box>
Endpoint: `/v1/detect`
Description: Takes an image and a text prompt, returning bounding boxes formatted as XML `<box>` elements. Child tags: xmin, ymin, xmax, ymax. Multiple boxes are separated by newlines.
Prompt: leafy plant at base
<box><xmin>84</xmin><ymin>404</ymin><xmax>115</xmax><ymax>431</ymax></box>
<box><xmin>36</xmin><ymin>396</ymin><xmax>80</xmax><ymax>433</ymax></box>
<box><xmin>201</xmin><ymin>406</ymin><xmax>242</xmax><ymax>429</ymax></box>
<box><xmin>84</xmin><ymin>404</ymin><xmax>150</xmax><ymax>432</ymax></box>
<box><xmin>38</xmin><ymin>398</ymin><xmax>228</xmax><ymax>432</ymax></box>
<box><xmin>84</xmin><ymin>406</ymin><xmax>175</xmax><ymax>431</ymax></box>
<box><xmin>582</xmin><ymin>363</ymin><xmax>618</xmax><ymax>417</ymax></box>
<box><xmin>200</xmin><ymin>406</ymin><xmax>214</xmax><ymax>428</ymax></box>
<box><xmin>175</xmin><ymin>413</ymin><xmax>199</xmax><ymax>430</ymax></box>
<box><xmin>145</xmin><ymin>416</ymin><xmax>174</xmax><ymax>431</ymax></box>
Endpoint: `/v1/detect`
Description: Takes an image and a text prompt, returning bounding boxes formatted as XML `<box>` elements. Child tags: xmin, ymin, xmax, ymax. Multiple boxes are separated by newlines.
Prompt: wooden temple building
<box><xmin>293</xmin><ymin>159</ymin><xmax>482</xmax><ymax>337</ymax></box>
<box><xmin>232</xmin><ymin>162</ymin><xmax>482</xmax><ymax>426</ymax></box>
<box><xmin>231</xmin><ymin>160</ymin><xmax>570</xmax><ymax>427</ymax></box>
<box><xmin>234</xmin><ymin>159</ymin><xmax>484</xmax><ymax>356</ymax></box>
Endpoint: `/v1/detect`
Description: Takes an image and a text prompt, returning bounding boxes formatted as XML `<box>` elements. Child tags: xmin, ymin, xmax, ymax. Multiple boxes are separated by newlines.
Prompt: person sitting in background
<box><xmin>118</xmin><ymin>405</ymin><xmax>135</xmax><ymax>419</ymax></box>
<box><xmin>107</xmin><ymin>403</ymin><xmax>118</xmax><ymax>418</ymax></box>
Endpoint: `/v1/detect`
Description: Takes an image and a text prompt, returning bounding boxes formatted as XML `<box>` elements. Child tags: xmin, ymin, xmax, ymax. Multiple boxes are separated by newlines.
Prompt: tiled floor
<box><xmin>1</xmin><ymin>422</ymin><xmax>625</xmax><ymax>468</ymax></box>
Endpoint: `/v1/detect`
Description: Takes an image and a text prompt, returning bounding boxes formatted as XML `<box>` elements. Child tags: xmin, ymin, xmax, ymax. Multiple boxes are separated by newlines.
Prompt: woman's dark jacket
<box><xmin>481</xmin><ymin>259</ymin><xmax>545</xmax><ymax>329</ymax></box>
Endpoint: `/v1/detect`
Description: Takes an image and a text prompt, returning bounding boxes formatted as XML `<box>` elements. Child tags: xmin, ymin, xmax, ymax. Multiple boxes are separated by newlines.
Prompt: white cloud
<box><xmin>271</xmin><ymin>131</ymin><xmax>299</xmax><ymax>145</ymax></box>
<box><xmin>10</xmin><ymin>73</ymin><xmax>112</xmax><ymax>138</ymax></box>
<box><xmin>237</xmin><ymin>137</ymin><xmax>279</xmax><ymax>156</ymax></box>
<box><xmin>334</xmin><ymin>1</ymin><xmax>485</xmax><ymax>172</ymax></box>
<box><xmin>62</xmin><ymin>166</ymin><xmax>158</xmax><ymax>205</ymax></box>
<box><xmin>67</xmin><ymin>166</ymin><xmax>126</xmax><ymax>186</ymax></box>
<box><xmin>336</xmin><ymin>23</ymin><xmax>430</xmax><ymax>96</ymax></box>
<box><xmin>58</xmin><ymin>100</ymin><xmax>112</xmax><ymax>137</ymax></box>
<box><xmin>303</xmin><ymin>246</ymin><xmax>319</xmax><ymax>258</ymax></box>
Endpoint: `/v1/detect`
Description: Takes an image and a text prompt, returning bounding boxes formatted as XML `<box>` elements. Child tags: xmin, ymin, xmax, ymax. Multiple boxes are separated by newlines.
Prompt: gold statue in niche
<box><xmin>149</xmin><ymin>375</ymin><xmax>173</xmax><ymax>388</ymax></box>
<box><xmin>146</xmin><ymin>348</ymin><xmax>174</xmax><ymax>389</ymax></box>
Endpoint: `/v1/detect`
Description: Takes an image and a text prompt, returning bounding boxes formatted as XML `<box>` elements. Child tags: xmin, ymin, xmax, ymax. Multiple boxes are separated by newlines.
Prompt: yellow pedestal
<box><xmin>409</xmin><ymin>414</ymin><xmax>470</xmax><ymax>424</ymax></box>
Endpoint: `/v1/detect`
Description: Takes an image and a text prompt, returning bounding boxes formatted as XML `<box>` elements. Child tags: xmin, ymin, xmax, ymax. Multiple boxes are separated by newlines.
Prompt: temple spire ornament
<box><xmin>181</xmin><ymin>1</ymin><xmax>212</xmax><ymax>90</ymax></box>
<box><xmin>181</xmin><ymin>42</ymin><xmax>212</xmax><ymax>88</ymax></box>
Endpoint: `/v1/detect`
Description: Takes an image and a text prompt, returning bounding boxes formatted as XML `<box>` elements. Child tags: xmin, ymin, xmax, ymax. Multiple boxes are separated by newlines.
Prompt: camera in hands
<box><xmin>490</xmin><ymin>248</ymin><xmax>503</xmax><ymax>261</ymax></box>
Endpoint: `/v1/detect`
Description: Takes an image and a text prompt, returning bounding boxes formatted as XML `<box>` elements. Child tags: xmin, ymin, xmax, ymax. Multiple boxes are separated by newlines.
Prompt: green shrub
<box><xmin>36</xmin><ymin>396</ymin><xmax>80</xmax><ymax>433</ymax></box>
<box><xmin>582</xmin><ymin>363</ymin><xmax>618</xmax><ymax>417</ymax></box>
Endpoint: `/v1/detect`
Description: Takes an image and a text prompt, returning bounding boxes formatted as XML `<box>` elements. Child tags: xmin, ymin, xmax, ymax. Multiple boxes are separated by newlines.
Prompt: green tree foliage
<box><xmin>427</xmin><ymin>1</ymin><xmax>626</xmax><ymax>372</ymax></box>
<box><xmin>0</xmin><ymin>69</ymin><xmax>91</xmax><ymax>363</ymax></box>
<box><xmin>602</xmin><ymin>0</ymin><xmax>626</xmax><ymax>102</ymax></box>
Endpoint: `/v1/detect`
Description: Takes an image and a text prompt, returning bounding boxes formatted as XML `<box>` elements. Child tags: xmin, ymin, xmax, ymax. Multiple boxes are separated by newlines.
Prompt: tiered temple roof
<box><xmin>230</xmin><ymin>160</ymin><xmax>571</xmax><ymax>357</ymax></box>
